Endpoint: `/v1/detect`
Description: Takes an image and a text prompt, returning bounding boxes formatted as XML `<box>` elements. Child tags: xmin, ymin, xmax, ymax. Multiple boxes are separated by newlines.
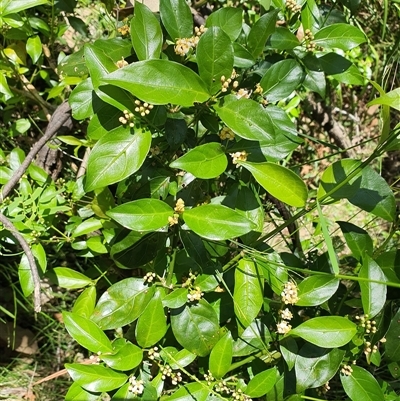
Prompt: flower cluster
<box><xmin>219</xmin><ymin>126</ymin><xmax>235</xmax><ymax>141</ymax></box>
<box><xmin>286</xmin><ymin>0</ymin><xmax>301</xmax><ymax>13</ymax></box>
<box><xmin>212</xmin><ymin>379</ymin><xmax>250</xmax><ymax>400</ymax></box>
<box><xmin>168</xmin><ymin>214</ymin><xmax>179</xmax><ymax>226</ymax></box>
<box><xmin>187</xmin><ymin>286</ymin><xmax>204</xmax><ymax>302</ymax></box>
<box><xmin>150</xmin><ymin>146</ymin><xmax>161</xmax><ymax>156</ymax></box>
<box><xmin>340</xmin><ymin>364</ymin><xmax>353</xmax><ymax>376</ymax></box>
<box><xmin>174</xmin><ymin>198</ymin><xmax>185</xmax><ymax>213</ymax></box>
<box><xmin>230</xmin><ymin>150</ymin><xmax>248</xmax><ymax>165</ymax></box>
<box><xmin>143</xmin><ymin>272</ymin><xmax>156</xmax><ymax>283</ymax></box>
<box><xmin>277</xmin><ymin>320</ymin><xmax>292</xmax><ymax>334</ymax></box>
<box><xmin>221</xmin><ymin>70</ymin><xmax>239</xmax><ymax>93</ymax></box>
<box><xmin>204</xmin><ymin>370</ymin><xmax>214</xmax><ymax>385</ymax></box>
<box><xmin>355</xmin><ymin>314</ymin><xmax>377</xmax><ymax>334</ymax></box>
<box><xmin>116</xmin><ymin>57</ymin><xmax>128</xmax><ymax>68</ymax></box>
<box><xmin>317</xmin><ymin>381</ymin><xmax>331</xmax><ymax>395</ymax></box>
<box><xmin>364</xmin><ymin>341</ymin><xmax>378</xmax><ymax>355</ymax></box>
<box><xmin>182</xmin><ymin>271</ymin><xmax>197</xmax><ymax>287</ymax></box>
<box><xmin>119</xmin><ymin>110</ymin><xmax>135</xmax><ymax>127</ymax></box>
<box><xmin>118</xmin><ymin>25</ymin><xmax>130</xmax><ymax>36</ymax></box>
<box><xmin>235</xmin><ymin>88</ymin><xmax>251</xmax><ymax>99</ymax></box>
<box><xmin>160</xmin><ymin>364</ymin><xmax>182</xmax><ymax>385</ymax></box>
<box><xmin>174</xmin><ymin>26</ymin><xmax>207</xmax><ymax>56</ymax></box>
<box><xmin>148</xmin><ymin>346</ymin><xmax>160</xmax><ymax>360</ymax></box>
<box><xmin>281</xmin><ymin>281</ymin><xmax>299</xmax><ymax>305</ymax></box>
<box><xmin>254</xmin><ymin>83</ymin><xmax>263</xmax><ymax>95</ymax></box>
<box><xmin>128</xmin><ymin>376</ymin><xmax>144</xmax><ymax>395</ymax></box>
<box><xmin>304</xmin><ymin>29</ymin><xmax>317</xmax><ymax>52</ymax></box>
<box><xmin>134</xmin><ymin>99</ymin><xmax>154</xmax><ymax>117</ymax></box>
<box><xmin>280</xmin><ymin>308</ymin><xmax>293</xmax><ymax>320</ymax></box>
<box><xmin>231</xmin><ymin>389</ymin><xmax>252</xmax><ymax>401</ymax></box>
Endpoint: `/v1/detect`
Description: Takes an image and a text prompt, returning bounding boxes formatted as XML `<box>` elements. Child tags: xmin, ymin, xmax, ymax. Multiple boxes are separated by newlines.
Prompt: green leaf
<box><xmin>267</xmin><ymin>27</ymin><xmax>300</xmax><ymax>50</ymax></box>
<box><xmin>65</xmin><ymin>363</ymin><xmax>127</xmax><ymax>393</ymax></box>
<box><xmin>367</xmin><ymin>88</ymin><xmax>400</xmax><ymax>111</ymax></box>
<box><xmin>303</xmin><ymin>70</ymin><xmax>326</xmax><ymax>98</ymax></box>
<box><xmin>101</xmin><ymin>339</ymin><xmax>143</xmax><ymax>371</ymax></box>
<box><xmin>170</xmin><ymin>299</ymin><xmax>219</xmax><ymax>357</ymax></box>
<box><xmin>318</xmin><ymin>159</ymin><xmax>396</xmax><ymax>222</ymax></box>
<box><xmin>209</xmin><ymin>331</ymin><xmax>233</xmax><ymax>379</ymax></box>
<box><xmin>246</xmin><ymin>367</ymin><xmax>277</xmax><ymax>397</ymax></box>
<box><xmin>338</xmin><ymin>221</ymin><xmax>373</xmax><ymax>260</ymax></box>
<box><xmin>297</xmin><ymin>276</ymin><xmax>339</xmax><ymax>306</ymax></box>
<box><xmin>131</xmin><ymin>1</ymin><xmax>163</xmax><ymax>60</ymax></box>
<box><xmin>26</xmin><ymin>35</ymin><xmax>42</xmax><ymax>63</ymax></box>
<box><xmin>72</xmin><ymin>218</ymin><xmax>103</xmax><ymax>238</ymax></box>
<box><xmin>163</xmin><ymin>288</ymin><xmax>188</xmax><ymax>308</ymax></box>
<box><xmin>102</xmin><ymin>60</ymin><xmax>210</xmax><ymax>107</ymax></box>
<box><xmin>0</xmin><ymin>74</ymin><xmax>14</xmax><ymax>101</ymax></box>
<box><xmin>62</xmin><ymin>311</ymin><xmax>113</xmax><ymax>353</ymax></box>
<box><xmin>233</xmin><ymin>42</ymin><xmax>256</xmax><ymax>68</ymax></box>
<box><xmin>240</xmin><ymin>161</ymin><xmax>307</xmax><ymax>207</ymax></box>
<box><xmin>52</xmin><ymin>267</ymin><xmax>93</xmax><ymax>289</ymax></box>
<box><xmin>169</xmin><ymin>143</ymin><xmax>227</xmax><ymax>179</ymax></box>
<box><xmin>160</xmin><ymin>347</ymin><xmax>197</xmax><ymax>369</ymax></box>
<box><xmin>213</xmin><ymin>96</ymin><xmax>275</xmax><ymax>142</ymax></box>
<box><xmin>91</xmin><ymin>278</ymin><xmax>155</xmax><ymax>329</ymax></box>
<box><xmin>72</xmin><ymin>286</ymin><xmax>97</xmax><ymax>318</ymax></box>
<box><xmin>340</xmin><ymin>365</ymin><xmax>385</xmax><ymax>401</ymax></box>
<box><xmin>233</xmin><ymin>319</ymin><xmax>271</xmax><ymax>357</ymax></box>
<box><xmin>234</xmin><ymin>258</ymin><xmax>264</xmax><ymax>330</ymax></box>
<box><xmin>65</xmin><ymin>382</ymin><xmax>100</xmax><ymax>401</ymax></box>
<box><xmin>289</xmin><ymin>316</ymin><xmax>357</xmax><ymax>348</ymax></box>
<box><xmin>359</xmin><ymin>255</ymin><xmax>387</xmax><ymax>318</ymax></box>
<box><xmin>87</xmin><ymin>103</ymin><xmax>124</xmax><ymax>140</ymax></box>
<box><xmin>136</xmin><ymin>289</ymin><xmax>167</xmax><ymax>347</ymax></box>
<box><xmin>385</xmin><ymin>308</ymin><xmax>400</xmax><ymax>362</ymax></box>
<box><xmin>18</xmin><ymin>243</ymin><xmax>47</xmax><ymax>297</ymax></box>
<box><xmin>314</xmin><ymin>23</ymin><xmax>366</xmax><ymax>50</ymax></box>
<box><xmin>260</xmin><ymin>59</ymin><xmax>304</xmax><ymax>102</ymax></box>
<box><xmin>167</xmin><ymin>382</ymin><xmax>209</xmax><ymax>401</ymax></box>
<box><xmin>0</xmin><ymin>0</ymin><xmax>49</xmax><ymax>17</ymax></box>
<box><xmin>69</xmin><ymin>78</ymin><xmax>94</xmax><ymax>120</ymax></box>
<box><xmin>107</xmin><ymin>199</ymin><xmax>172</xmax><ymax>231</ymax></box>
<box><xmin>318</xmin><ymin>53</ymin><xmax>352</xmax><ymax>75</ymax></box>
<box><xmin>196</xmin><ymin>27</ymin><xmax>234</xmax><ymax>94</ymax></box>
<box><xmin>295</xmin><ymin>344</ymin><xmax>344</xmax><ymax>392</ymax></box>
<box><xmin>247</xmin><ymin>8</ymin><xmax>279</xmax><ymax>57</ymax></box>
<box><xmin>85</xmin><ymin>125</ymin><xmax>151</xmax><ymax>192</ymax></box>
<box><xmin>159</xmin><ymin>0</ymin><xmax>193</xmax><ymax>40</ymax></box>
<box><xmin>183</xmin><ymin>204</ymin><xmax>256</xmax><ymax>241</ymax></box>
<box><xmin>205</xmin><ymin>7</ymin><xmax>243</xmax><ymax>41</ymax></box>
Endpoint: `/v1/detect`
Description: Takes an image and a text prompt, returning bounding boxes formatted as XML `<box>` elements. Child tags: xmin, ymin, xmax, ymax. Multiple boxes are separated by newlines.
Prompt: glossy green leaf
<box><xmin>197</xmin><ymin>27</ymin><xmax>233</xmax><ymax>94</ymax></box>
<box><xmin>136</xmin><ymin>289</ymin><xmax>167</xmax><ymax>347</ymax></box>
<box><xmin>69</xmin><ymin>78</ymin><xmax>94</xmax><ymax>120</ymax></box>
<box><xmin>297</xmin><ymin>276</ymin><xmax>339</xmax><ymax>306</ymax></box>
<box><xmin>205</xmin><ymin>7</ymin><xmax>243</xmax><ymax>41</ymax></box>
<box><xmin>368</xmin><ymin>88</ymin><xmax>400</xmax><ymax>111</ymax></box>
<box><xmin>267</xmin><ymin>27</ymin><xmax>300</xmax><ymax>50</ymax></box>
<box><xmin>233</xmin><ymin>42</ymin><xmax>256</xmax><ymax>68</ymax></box>
<box><xmin>289</xmin><ymin>316</ymin><xmax>357</xmax><ymax>348</ymax></box>
<box><xmin>260</xmin><ymin>59</ymin><xmax>304</xmax><ymax>102</ymax></box>
<box><xmin>102</xmin><ymin>60</ymin><xmax>210</xmax><ymax>107</ymax></box>
<box><xmin>91</xmin><ymin>278</ymin><xmax>155</xmax><ymax>329</ymax></box>
<box><xmin>0</xmin><ymin>74</ymin><xmax>14</xmax><ymax>101</ymax></box>
<box><xmin>214</xmin><ymin>96</ymin><xmax>275</xmax><ymax>142</ymax></box>
<box><xmin>18</xmin><ymin>243</ymin><xmax>47</xmax><ymax>297</ymax></box>
<box><xmin>65</xmin><ymin>382</ymin><xmax>100</xmax><ymax>401</ymax></box>
<box><xmin>233</xmin><ymin>320</ymin><xmax>271</xmax><ymax>357</ymax></box>
<box><xmin>167</xmin><ymin>382</ymin><xmax>209</xmax><ymax>401</ymax></box>
<box><xmin>359</xmin><ymin>255</ymin><xmax>387</xmax><ymax>318</ymax></box>
<box><xmin>65</xmin><ymin>363</ymin><xmax>127</xmax><ymax>393</ymax></box>
<box><xmin>111</xmin><ymin>382</ymin><xmax>158</xmax><ymax>401</ymax></box>
<box><xmin>295</xmin><ymin>344</ymin><xmax>344</xmax><ymax>392</ymax></box>
<box><xmin>52</xmin><ymin>267</ymin><xmax>93</xmax><ymax>289</ymax></box>
<box><xmin>280</xmin><ymin>337</ymin><xmax>298</xmax><ymax>371</ymax></box>
<box><xmin>72</xmin><ymin>286</ymin><xmax>97</xmax><ymax>318</ymax></box>
<box><xmin>159</xmin><ymin>0</ymin><xmax>193</xmax><ymax>40</ymax></box>
<box><xmin>183</xmin><ymin>204</ymin><xmax>256</xmax><ymax>241</ymax></box>
<box><xmin>72</xmin><ymin>218</ymin><xmax>103</xmax><ymax>238</ymax></box>
<box><xmin>338</xmin><ymin>221</ymin><xmax>373</xmax><ymax>260</ymax></box>
<box><xmin>85</xmin><ymin>126</ymin><xmax>151</xmax><ymax>192</ymax></box>
<box><xmin>163</xmin><ymin>288</ymin><xmax>188</xmax><ymax>308</ymax></box>
<box><xmin>234</xmin><ymin>259</ymin><xmax>263</xmax><ymax>329</ymax></box>
<box><xmin>246</xmin><ymin>367</ymin><xmax>277</xmax><ymax>397</ymax></box>
<box><xmin>240</xmin><ymin>161</ymin><xmax>307</xmax><ymax>207</ymax></box>
<box><xmin>170</xmin><ymin>299</ymin><xmax>219</xmax><ymax>357</ymax></box>
<box><xmin>209</xmin><ymin>331</ymin><xmax>233</xmax><ymax>379</ymax></box>
<box><xmin>101</xmin><ymin>339</ymin><xmax>142</xmax><ymax>371</ymax></box>
<box><xmin>160</xmin><ymin>347</ymin><xmax>197</xmax><ymax>369</ymax></box>
<box><xmin>385</xmin><ymin>308</ymin><xmax>400</xmax><ymax>362</ymax></box>
<box><xmin>318</xmin><ymin>53</ymin><xmax>352</xmax><ymax>75</ymax></box>
<box><xmin>0</xmin><ymin>0</ymin><xmax>49</xmax><ymax>17</ymax></box>
<box><xmin>247</xmin><ymin>8</ymin><xmax>279</xmax><ymax>57</ymax></box>
<box><xmin>303</xmin><ymin>70</ymin><xmax>326</xmax><ymax>98</ymax></box>
<box><xmin>63</xmin><ymin>311</ymin><xmax>113</xmax><ymax>353</ymax></box>
<box><xmin>26</xmin><ymin>35</ymin><xmax>42</xmax><ymax>63</ymax></box>
<box><xmin>314</xmin><ymin>23</ymin><xmax>366</xmax><ymax>51</ymax></box>
<box><xmin>87</xmin><ymin>103</ymin><xmax>121</xmax><ymax>140</ymax></box>
<box><xmin>131</xmin><ymin>1</ymin><xmax>162</xmax><ymax>60</ymax></box>
<box><xmin>341</xmin><ymin>365</ymin><xmax>385</xmax><ymax>401</ymax></box>
<box><xmin>318</xmin><ymin>159</ymin><xmax>396</xmax><ymax>222</ymax></box>
<box><xmin>107</xmin><ymin>199</ymin><xmax>172</xmax><ymax>231</ymax></box>
<box><xmin>169</xmin><ymin>142</ymin><xmax>227</xmax><ymax>179</ymax></box>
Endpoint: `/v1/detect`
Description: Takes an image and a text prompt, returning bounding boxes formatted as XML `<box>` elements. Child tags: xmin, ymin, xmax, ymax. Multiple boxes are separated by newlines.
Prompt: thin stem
<box><xmin>166</xmin><ymin>246</ymin><xmax>178</xmax><ymax>288</ymax></box>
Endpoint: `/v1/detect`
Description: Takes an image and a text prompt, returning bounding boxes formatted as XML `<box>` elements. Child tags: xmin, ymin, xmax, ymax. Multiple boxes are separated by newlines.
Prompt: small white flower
<box><xmin>280</xmin><ymin>308</ymin><xmax>293</xmax><ymax>320</ymax></box>
<box><xmin>277</xmin><ymin>320</ymin><xmax>292</xmax><ymax>334</ymax></box>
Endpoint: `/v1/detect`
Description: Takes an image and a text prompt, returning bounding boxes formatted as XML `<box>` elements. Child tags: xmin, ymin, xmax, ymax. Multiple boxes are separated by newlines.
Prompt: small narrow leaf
<box><xmin>209</xmin><ymin>331</ymin><xmax>233</xmax><ymax>379</ymax></box>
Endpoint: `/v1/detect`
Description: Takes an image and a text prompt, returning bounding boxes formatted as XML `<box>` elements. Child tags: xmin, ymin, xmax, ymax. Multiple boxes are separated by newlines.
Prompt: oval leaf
<box><xmin>62</xmin><ymin>311</ymin><xmax>113</xmax><ymax>353</ymax></box>
<box><xmin>102</xmin><ymin>60</ymin><xmax>210</xmax><ymax>107</ymax></box>
<box><xmin>209</xmin><ymin>331</ymin><xmax>233</xmax><ymax>379</ymax></box>
<box><xmin>289</xmin><ymin>316</ymin><xmax>357</xmax><ymax>348</ymax></box>
<box><xmin>52</xmin><ymin>267</ymin><xmax>93</xmax><ymax>289</ymax></box>
<box><xmin>314</xmin><ymin>23</ymin><xmax>366</xmax><ymax>51</ymax></box>
<box><xmin>101</xmin><ymin>339</ymin><xmax>143</xmax><ymax>371</ymax></box>
<box><xmin>205</xmin><ymin>7</ymin><xmax>243</xmax><ymax>41</ymax></box>
<box><xmin>107</xmin><ymin>199</ymin><xmax>172</xmax><ymax>231</ymax></box>
<box><xmin>241</xmin><ymin>161</ymin><xmax>307</xmax><ymax>207</ymax></box>
<box><xmin>169</xmin><ymin>142</ymin><xmax>227</xmax><ymax>179</ymax></box>
<box><xmin>297</xmin><ymin>276</ymin><xmax>339</xmax><ymax>306</ymax></box>
<box><xmin>183</xmin><ymin>204</ymin><xmax>256</xmax><ymax>240</ymax></box>
<box><xmin>246</xmin><ymin>367</ymin><xmax>277</xmax><ymax>397</ymax></box>
<box><xmin>72</xmin><ymin>286</ymin><xmax>97</xmax><ymax>318</ymax></box>
<box><xmin>168</xmin><ymin>382</ymin><xmax>209</xmax><ymax>401</ymax></box>
<box><xmin>159</xmin><ymin>0</ymin><xmax>193</xmax><ymax>40</ymax></box>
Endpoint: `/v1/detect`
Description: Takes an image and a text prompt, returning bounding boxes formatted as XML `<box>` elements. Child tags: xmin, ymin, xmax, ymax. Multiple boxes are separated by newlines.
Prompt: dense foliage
<box><xmin>0</xmin><ymin>0</ymin><xmax>400</xmax><ymax>400</ymax></box>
